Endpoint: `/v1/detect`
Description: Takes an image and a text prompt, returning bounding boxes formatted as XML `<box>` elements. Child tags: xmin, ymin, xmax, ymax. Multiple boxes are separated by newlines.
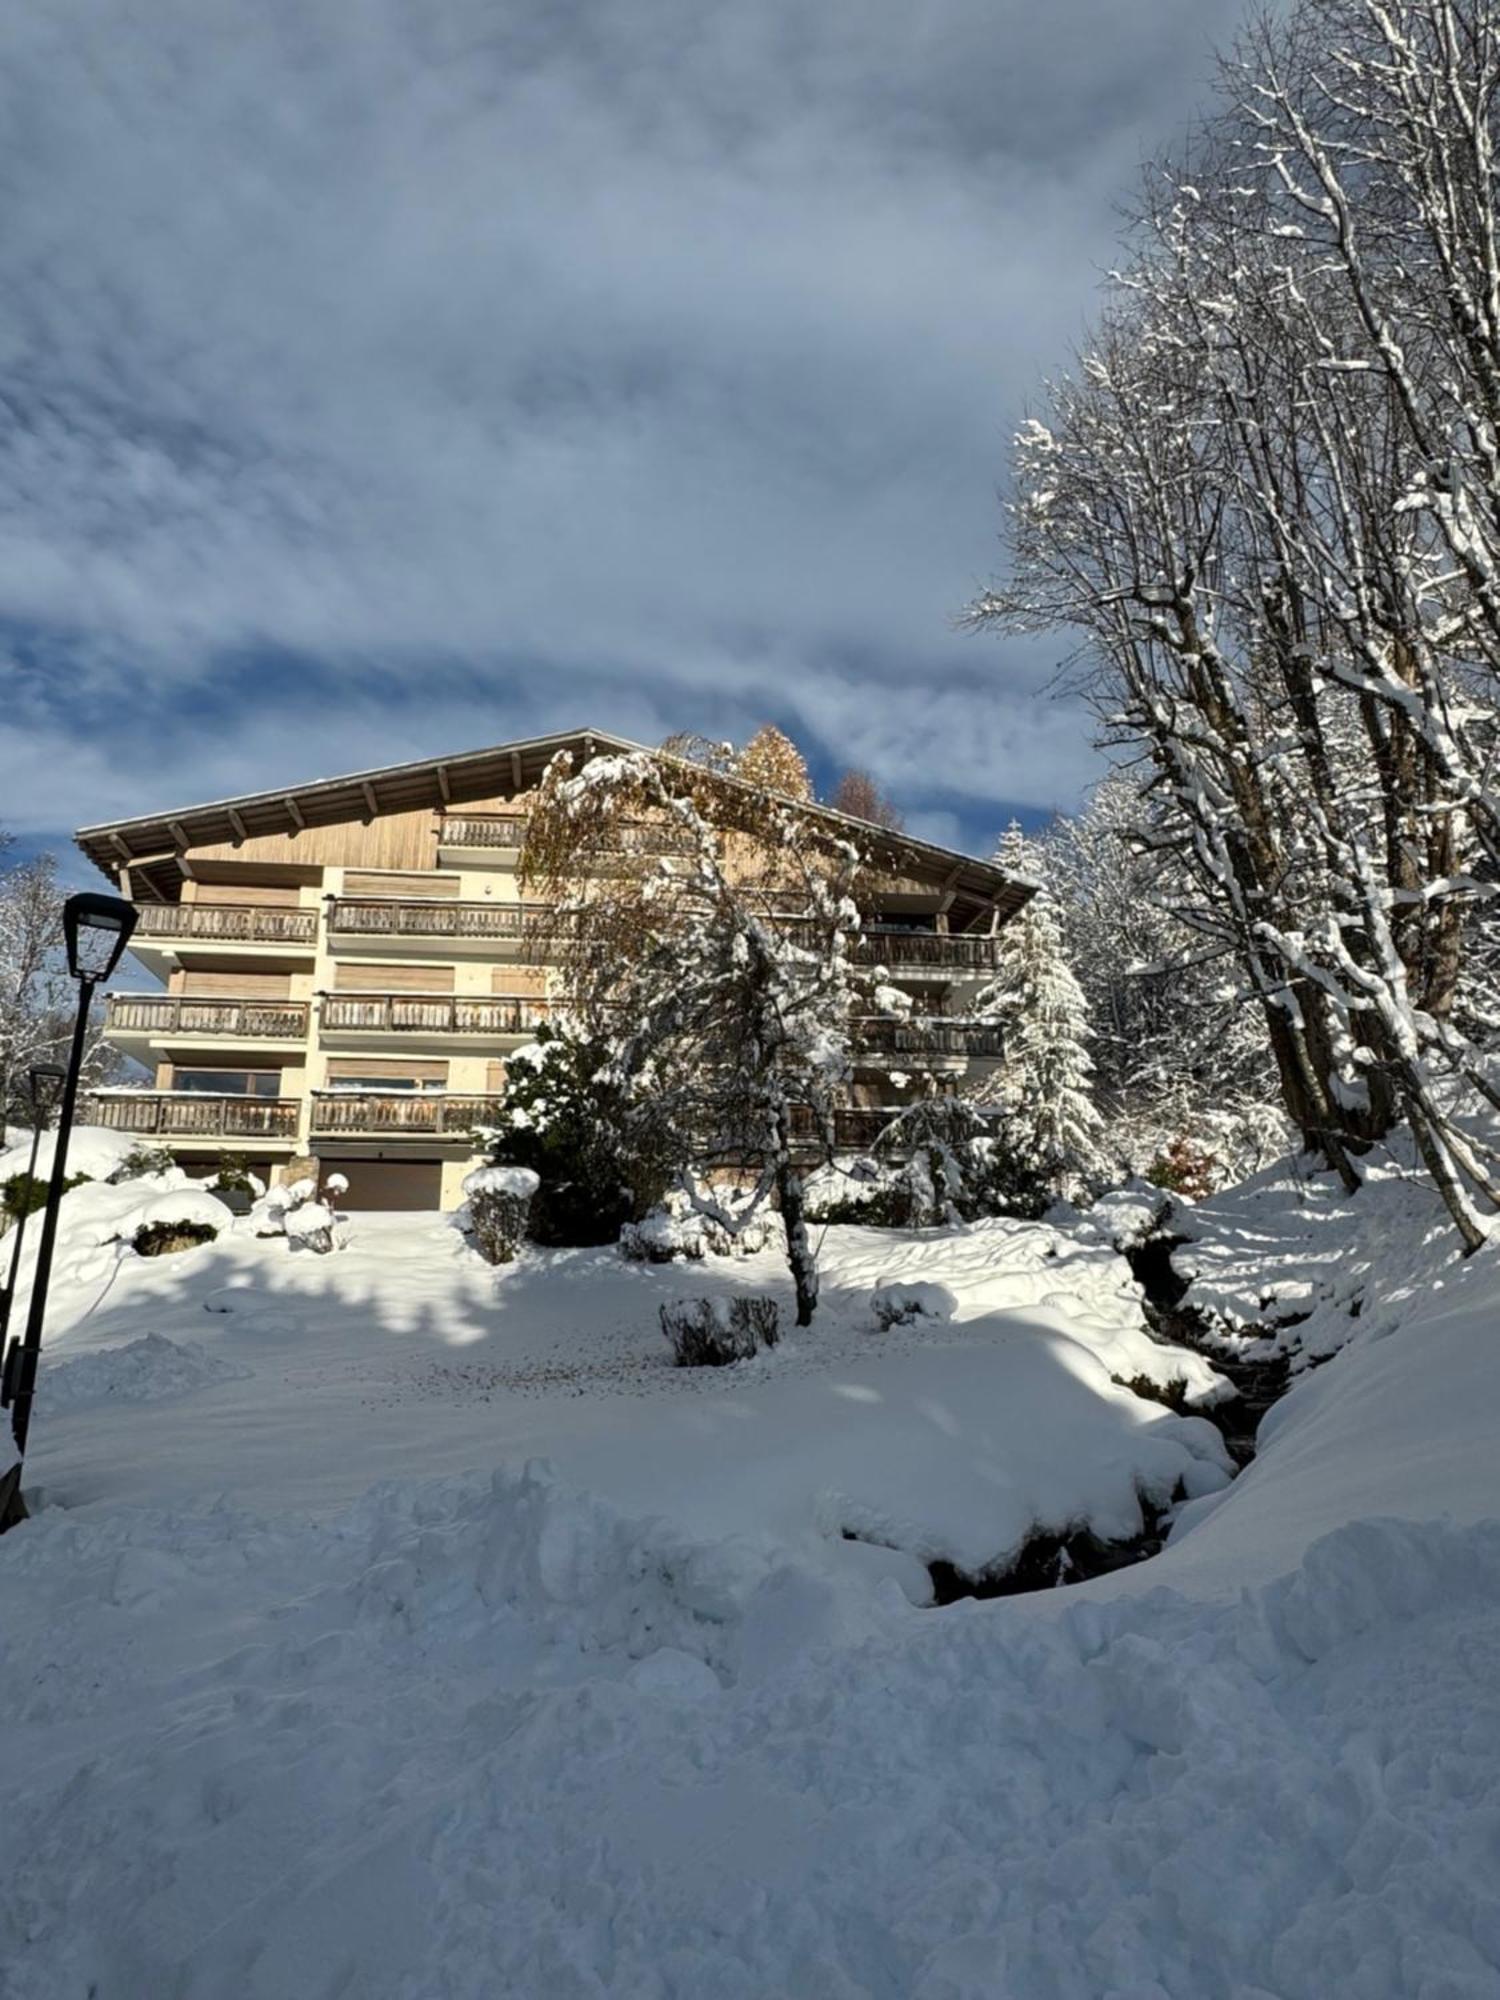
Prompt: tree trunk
<box><xmin>774</xmin><ymin>1144</ymin><xmax>819</xmax><ymax>1327</ymax></box>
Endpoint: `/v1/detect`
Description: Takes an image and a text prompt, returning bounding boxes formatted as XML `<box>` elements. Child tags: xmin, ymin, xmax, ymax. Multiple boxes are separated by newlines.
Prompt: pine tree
<box><xmin>977</xmin><ymin>823</ymin><xmax>1106</xmax><ymax>1209</ymax></box>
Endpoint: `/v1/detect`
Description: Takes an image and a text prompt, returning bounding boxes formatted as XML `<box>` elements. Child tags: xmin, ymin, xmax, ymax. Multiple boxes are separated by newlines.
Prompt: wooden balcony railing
<box><xmin>854</xmin><ymin>929</ymin><xmax>1002</xmax><ymax>972</ymax></box>
<box><xmin>437</xmin><ymin>814</ymin><xmax>693</xmax><ymax>859</ymax></box>
<box><xmin>133</xmin><ymin>904</ymin><xmax>318</xmax><ymax>946</ymax></box>
<box><xmin>773</xmin><ymin>917</ymin><xmax>1002</xmax><ymax>973</ymax></box>
<box><xmin>855</xmin><ymin>1018</ymin><xmax>1005</xmax><ymax>1059</ymax></box>
<box><xmin>319</xmin><ymin>993</ymin><xmax>554</xmax><ymax>1036</ymax></box>
<box><xmin>106</xmin><ymin>994</ymin><xmax>310</xmax><ymax>1041</ymax></box>
<box><xmin>86</xmin><ymin>1092</ymin><xmax>301</xmax><ymax>1140</ymax></box>
<box><xmin>326</xmin><ymin>898</ymin><xmax>567</xmax><ymax>943</ymax></box>
<box><xmin>787</xmin><ymin>1105</ymin><xmax>904</xmax><ymax>1152</ymax></box>
<box><xmin>437</xmin><ymin>814</ymin><xmax>530</xmax><ymax>849</ymax></box>
<box><xmin>309</xmin><ymin>1091</ymin><xmax>506</xmax><ymax>1137</ymax></box>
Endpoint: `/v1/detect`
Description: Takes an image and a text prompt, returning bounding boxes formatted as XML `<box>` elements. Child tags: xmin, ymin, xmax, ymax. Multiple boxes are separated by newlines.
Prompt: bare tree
<box><xmin>971</xmin><ymin>0</ymin><xmax>1500</xmax><ymax>1246</ymax></box>
<box><xmin>828</xmin><ymin>769</ymin><xmax>904</xmax><ymax>830</ymax></box>
<box><xmin>1</xmin><ymin>851</ymin><xmax>121</xmax><ymax>1129</ymax></box>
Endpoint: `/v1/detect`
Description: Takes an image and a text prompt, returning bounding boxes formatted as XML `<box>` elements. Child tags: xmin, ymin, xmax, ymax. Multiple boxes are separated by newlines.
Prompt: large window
<box><xmin>171</xmin><ymin>1069</ymin><xmax>283</xmax><ymax>1098</ymax></box>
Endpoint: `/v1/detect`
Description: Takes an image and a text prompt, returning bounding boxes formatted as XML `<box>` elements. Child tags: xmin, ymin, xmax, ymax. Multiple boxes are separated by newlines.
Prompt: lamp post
<box><xmin>0</xmin><ymin>1064</ymin><xmax>67</xmax><ymax>1350</ymax></box>
<box><xmin>0</xmin><ymin>893</ymin><xmax>136</xmax><ymax>1532</ymax></box>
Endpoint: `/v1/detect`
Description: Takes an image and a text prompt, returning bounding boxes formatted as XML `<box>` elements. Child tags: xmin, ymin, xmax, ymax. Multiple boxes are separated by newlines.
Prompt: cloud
<box><xmin>0</xmin><ymin>0</ymin><xmax>1250</xmax><ymax>846</ymax></box>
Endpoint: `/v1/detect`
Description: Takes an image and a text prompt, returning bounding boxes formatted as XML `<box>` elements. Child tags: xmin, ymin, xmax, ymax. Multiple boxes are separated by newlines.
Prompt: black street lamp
<box><xmin>0</xmin><ymin>893</ymin><xmax>136</xmax><ymax>1532</ymax></box>
<box><xmin>0</xmin><ymin>1065</ymin><xmax>67</xmax><ymax>1347</ymax></box>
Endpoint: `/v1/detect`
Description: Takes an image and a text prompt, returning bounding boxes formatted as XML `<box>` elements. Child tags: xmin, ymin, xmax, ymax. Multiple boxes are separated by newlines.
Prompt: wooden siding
<box><xmin>185</xmin><ymin>882</ymin><xmax>303</xmax><ymax>907</ymax></box>
<box><xmin>344</xmin><ymin>869</ymin><xmax>460</xmax><ymax>900</ymax></box>
<box><xmin>490</xmin><ymin>964</ymin><xmax>546</xmax><ymax>996</ymax></box>
<box><xmin>324</xmin><ymin>1058</ymin><xmax>450</xmax><ymax>1084</ymax></box>
<box><xmin>174</xmin><ymin>968</ymin><xmax>295</xmax><ymax>999</ymax></box>
<box><xmin>333</xmin><ymin>962</ymin><xmax>456</xmax><ymax>994</ymax></box>
<box><xmin>185</xmin><ymin>807</ymin><xmax>437</xmax><ymax>873</ymax></box>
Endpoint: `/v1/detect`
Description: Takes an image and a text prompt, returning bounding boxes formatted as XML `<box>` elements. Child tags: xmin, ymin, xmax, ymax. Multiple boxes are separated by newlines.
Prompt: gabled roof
<box><xmin>74</xmin><ymin>725</ymin><xmax>1033</xmax><ymax>919</ymax></box>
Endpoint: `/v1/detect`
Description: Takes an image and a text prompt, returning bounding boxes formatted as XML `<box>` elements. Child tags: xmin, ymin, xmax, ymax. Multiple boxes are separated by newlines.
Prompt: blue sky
<box><xmin>0</xmin><ymin>0</ymin><xmax>1250</xmax><ymax>874</ymax></box>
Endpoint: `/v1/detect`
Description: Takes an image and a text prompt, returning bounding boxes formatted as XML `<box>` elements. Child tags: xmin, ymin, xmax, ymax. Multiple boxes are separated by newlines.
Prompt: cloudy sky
<box><xmin>0</xmin><ymin>0</ymin><xmax>1249</xmax><ymax>863</ymax></box>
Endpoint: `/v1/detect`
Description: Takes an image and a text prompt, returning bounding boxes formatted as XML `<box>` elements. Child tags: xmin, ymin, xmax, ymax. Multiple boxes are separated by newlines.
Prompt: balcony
<box><xmin>86</xmin><ymin>1091</ymin><xmax>301</xmax><ymax>1144</ymax></box>
<box><xmin>854</xmin><ymin>928</ymin><xmax>1002</xmax><ymax>975</ymax></box>
<box><xmin>436</xmin><ymin>813</ymin><xmax>530</xmax><ymax>855</ymax></box>
<box><xmin>133</xmin><ymin>904</ymin><xmax>318</xmax><ymax>949</ymax></box>
<box><xmin>105</xmin><ymin>993</ymin><xmax>311</xmax><ymax>1049</ymax></box>
<box><xmin>855</xmin><ymin>1018</ymin><xmax>1004</xmax><ymax>1061</ymax></box>
<box><xmin>319</xmin><ymin>993</ymin><xmax>555</xmax><ymax>1041</ymax></box>
<box><xmin>309</xmin><ymin>1091</ymin><xmax>505</xmax><ymax>1139</ymax></box>
<box><xmin>436</xmin><ymin>814</ymin><xmax>693</xmax><ymax>865</ymax></box>
<box><xmin>326</xmin><ymin>897</ymin><xmax>569</xmax><ymax>956</ymax></box>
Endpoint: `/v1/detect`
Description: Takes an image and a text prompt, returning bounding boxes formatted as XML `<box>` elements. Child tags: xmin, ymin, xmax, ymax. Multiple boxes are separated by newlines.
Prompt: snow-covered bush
<box><xmin>323</xmin><ymin>1172</ymin><xmax>349</xmax><ymax>1200</ymax></box>
<box><xmin>133</xmin><ymin>1217</ymin><xmax>219</xmax><ymax>1258</ymax></box>
<box><xmin>248</xmin><ymin>1177</ymin><xmax>340</xmax><ymax>1252</ymax></box>
<box><xmin>802</xmin><ymin>1156</ymin><xmax>900</xmax><ymax>1224</ymax></box>
<box><xmin>621</xmin><ymin>1202</ymin><xmax>706</xmax><ymax>1262</ymax></box>
<box><xmin>621</xmin><ymin>1187</ymin><xmax>778</xmax><ymax>1262</ymax></box>
<box><xmin>659</xmin><ymin>1295</ymin><xmax>780</xmax><ymax>1367</ymax></box>
<box><xmin>2</xmin><ymin>1167</ymin><xmax>89</xmax><ymax>1230</ymax></box>
<box><xmin>475</xmin><ymin>1024</ymin><xmax>660</xmax><ymax>1247</ymax></box>
<box><xmin>206</xmin><ymin>1152</ymin><xmax>263</xmax><ymax>1199</ymax></box>
<box><xmin>111</xmin><ymin>1143</ymin><xmax>176</xmax><ymax>1183</ymax></box>
<box><xmin>463</xmin><ymin>1164</ymin><xmax>539</xmax><ymax>1265</ymax></box>
<box><xmin>870</xmin><ymin>1281</ymin><xmax>956</xmax><ymax>1330</ymax></box>
<box><xmin>877</xmin><ymin>1098</ymin><xmax>1006</xmax><ymax>1226</ymax></box>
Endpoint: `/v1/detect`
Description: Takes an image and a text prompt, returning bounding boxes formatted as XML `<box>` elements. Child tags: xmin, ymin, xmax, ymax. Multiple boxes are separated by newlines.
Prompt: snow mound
<box><xmin>871</xmin><ymin>1279</ymin><xmax>955</xmax><ymax>1328</ymax></box>
<box><xmin>0</xmin><ymin>1122</ymin><xmax>144</xmax><ymax>1187</ymax></box>
<box><xmin>38</xmin><ymin>1331</ymin><xmax>251</xmax><ymax>1410</ymax></box>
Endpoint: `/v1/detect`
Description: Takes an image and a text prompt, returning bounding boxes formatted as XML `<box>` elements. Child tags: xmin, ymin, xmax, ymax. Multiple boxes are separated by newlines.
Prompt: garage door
<box><xmin>331</xmin><ymin>1159</ymin><xmax>444</xmax><ymax>1211</ymax></box>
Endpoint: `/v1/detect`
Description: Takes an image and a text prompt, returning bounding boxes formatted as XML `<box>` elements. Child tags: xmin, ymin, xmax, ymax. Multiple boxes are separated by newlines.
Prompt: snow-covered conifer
<box><xmin>976</xmin><ymin>824</ymin><xmax>1106</xmax><ymax>1207</ymax></box>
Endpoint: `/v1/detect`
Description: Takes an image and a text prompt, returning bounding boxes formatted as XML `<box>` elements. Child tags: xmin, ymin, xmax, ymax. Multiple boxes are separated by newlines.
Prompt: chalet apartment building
<box><xmin>74</xmin><ymin>729</ymin><xmax>1033</xmax><ymax>1211</ymax></box>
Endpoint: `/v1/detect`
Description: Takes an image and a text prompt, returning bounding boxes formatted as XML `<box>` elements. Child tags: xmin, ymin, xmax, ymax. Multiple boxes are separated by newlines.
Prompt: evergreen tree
<box><xmin>977</xmin><ymin>823</ymin><xmax>1106</xmax><ymax>1209</ymax></box>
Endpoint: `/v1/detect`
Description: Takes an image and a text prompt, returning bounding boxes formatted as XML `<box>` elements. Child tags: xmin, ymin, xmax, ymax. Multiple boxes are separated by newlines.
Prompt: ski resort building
<box><xmin>74</xmin><ymin>729</ymin><xmax>1034</xmax><ymax>1209</ymax></box>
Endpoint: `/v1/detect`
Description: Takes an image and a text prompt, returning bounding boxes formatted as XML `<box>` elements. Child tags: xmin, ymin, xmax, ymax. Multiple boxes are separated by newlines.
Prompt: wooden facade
<box><xmin>79</xmin><ymin>729</ymin><xmax>1032</xmax><ymax>1206</ymax></box>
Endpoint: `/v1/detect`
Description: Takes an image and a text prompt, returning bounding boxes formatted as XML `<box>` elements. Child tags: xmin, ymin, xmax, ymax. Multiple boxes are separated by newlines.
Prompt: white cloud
<box><xmin>0</xmin><ymin>0</ymin><xmax>1250</xmax><ymax>843</ymax></box>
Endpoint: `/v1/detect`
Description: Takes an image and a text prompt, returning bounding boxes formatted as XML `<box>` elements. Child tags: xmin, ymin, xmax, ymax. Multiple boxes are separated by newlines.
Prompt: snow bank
<box><xmin>39</xmin><ymin>1331</ymin><xmax>251</xmax><ymax>1410</ymax></box>
<box><xmin>0</xmin><ymin>1154</ymin><xmax>1498</xmax><ymax>1995</ymax></box>
<box><xmin>0</xmin><ymin>1122</ymin><xmax>145</xmax><ymax>1187</ymax></box>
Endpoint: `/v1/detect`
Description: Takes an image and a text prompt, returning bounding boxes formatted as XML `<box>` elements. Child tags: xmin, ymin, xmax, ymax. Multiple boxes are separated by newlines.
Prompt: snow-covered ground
<box><xmin>1</xmin><ymin>1135</ymin><xmax>1497</xmax><ymax>1997</ymax></box>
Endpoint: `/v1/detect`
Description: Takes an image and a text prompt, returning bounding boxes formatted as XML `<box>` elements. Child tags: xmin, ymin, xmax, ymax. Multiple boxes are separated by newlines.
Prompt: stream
<box><xmin>925</xmin><ymin>1229</ymin><xmax>1292</xmax><ymax>1604</ymax></box>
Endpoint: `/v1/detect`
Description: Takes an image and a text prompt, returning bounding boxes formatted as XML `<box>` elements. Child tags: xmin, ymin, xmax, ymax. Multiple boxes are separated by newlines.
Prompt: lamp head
<box><xmin>64</xmin><ymin>892</ymin><xmax>138</xmax><ymax>985</ymax></box>
<box><xmin>26</xmin><ymin>1065</ymin><xmax>65</xmax><ymax>1117</ymax></box>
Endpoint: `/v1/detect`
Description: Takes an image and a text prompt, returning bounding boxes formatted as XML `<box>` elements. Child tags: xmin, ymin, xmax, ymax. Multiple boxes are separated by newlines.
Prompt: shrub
<box><xmin>621</xmin><ymin>1204</ymin><xmax>706</xmax><ymax>1262</ymax></box>
<box><xmin>463</xmin><ymin>1165</ymin><xmax>539</xmax><ymax>1265</ymax></box>
<box><xmin>876</xmin><ymin>1099</ymin><xmax>1016</xmax><ymax>1225</ymax></box>
<box><xmin>659</xmin><ymin>1295</ymin><xmax>780</xmax><ymax>1367</ymax></box>
<box><xmin>133</xmin><ymin>1218</ymin><xmax>219</xmax><ymax>1258</ymax></box>
<box><xmin>870</xmin><ymin>1281</ymin><xmax>957</xmax><ymax>1330</ymax></box>
<box><xmin>2</xmin><ymin>1169</ymin><xmax>89</xmax><ymax>1228</ymax></box>
<box><xmin>208</xmin><ymin>1152</ymin><xmax>262</xmax><ymax>1197</ymax></box>
<box><xmin>1145</xmin><ymin>1137</ymin><xmax>1220</xmax><ymax>1202</ymax></box>
<box><xmin>283</xmin><ymin>1199</ymin><xmax>337</xmax><ymax>1254</ymax></box>
<box><xmin>475</xmin><ymin>1024</ymin><xmax>666</xmax><ymax>1246</ymax></box>
<box><xmin>112</xmin><ymin>1143</ymin><xmax>175</xmax><ymax>1183</ymax></box>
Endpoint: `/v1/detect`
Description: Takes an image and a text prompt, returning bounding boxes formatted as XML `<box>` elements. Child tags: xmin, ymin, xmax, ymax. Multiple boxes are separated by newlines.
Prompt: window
<box><xmin>171</xmin><ymin>1069</ymin><xmax>283</xmax><ymax>1098</ymax></box>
